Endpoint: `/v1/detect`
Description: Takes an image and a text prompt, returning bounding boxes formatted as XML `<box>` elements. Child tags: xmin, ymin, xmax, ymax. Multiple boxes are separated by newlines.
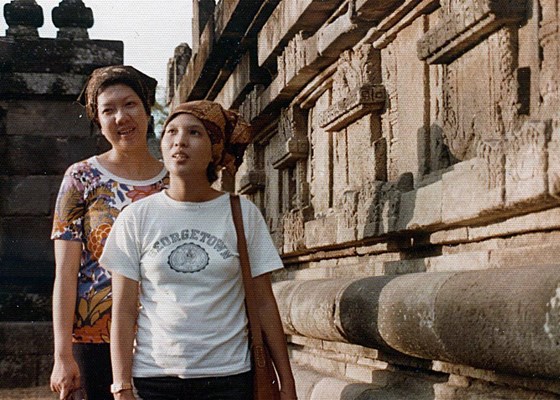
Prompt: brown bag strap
<box><xmin>230</xmin><ymin>194</ymin><xmax>267</xmax><ymax>363</ymax></box>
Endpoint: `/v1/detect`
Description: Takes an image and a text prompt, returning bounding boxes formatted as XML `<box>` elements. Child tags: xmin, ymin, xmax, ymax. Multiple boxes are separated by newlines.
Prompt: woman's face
<box><xmin>161</xmin><ymin>113</ymin><xmax>213</xmax><ymax>181</ymax></box>
<box><xmin>96</xmin><ymin>83</ymin><xmax>149</xmax><ymax>152</ymax></box>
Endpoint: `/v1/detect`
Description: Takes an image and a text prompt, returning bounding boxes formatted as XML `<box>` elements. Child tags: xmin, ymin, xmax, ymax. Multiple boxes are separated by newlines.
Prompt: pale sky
<box><xmin>0</xmin><ymin>0</ymin><xmax>193</xmax><ymax>94</ymax></box>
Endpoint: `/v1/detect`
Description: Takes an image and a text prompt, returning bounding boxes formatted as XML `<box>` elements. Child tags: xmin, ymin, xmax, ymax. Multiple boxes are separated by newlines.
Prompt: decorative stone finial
<box><xmin>52</xmin><ymin>0</ymin><xmax>93</xmax><ymax>39</ymax></box>
<box><xmin>4</xmin><ymin>0</ymin><xmax>44</xmax><ymax>38</ymax></box>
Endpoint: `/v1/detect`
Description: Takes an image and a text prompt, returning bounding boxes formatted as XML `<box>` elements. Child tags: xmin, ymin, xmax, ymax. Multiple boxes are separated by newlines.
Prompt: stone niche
<box><xmin>319</xmin><ymin>44</ymin><xmax>386</xmax><ymax>132</ymax></box>
<box><xmin>269</xmin><ymin>106</ymin><xmax>312</xmax><ymax>254</ymax></box>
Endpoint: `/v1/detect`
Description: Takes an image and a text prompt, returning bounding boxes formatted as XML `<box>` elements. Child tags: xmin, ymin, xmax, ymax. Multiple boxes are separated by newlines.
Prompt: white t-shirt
<box><xmin>100</xmin><ymin>192</ymin><xmax>283</xmax><ymax>378</ymax></box>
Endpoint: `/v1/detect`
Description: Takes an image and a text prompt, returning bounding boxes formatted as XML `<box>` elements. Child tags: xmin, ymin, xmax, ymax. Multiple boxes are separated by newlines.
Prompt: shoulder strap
<box><xmin>230</xmin><ymin>195</ymin><xmax>265</xmax><ymax>350</ymax></box>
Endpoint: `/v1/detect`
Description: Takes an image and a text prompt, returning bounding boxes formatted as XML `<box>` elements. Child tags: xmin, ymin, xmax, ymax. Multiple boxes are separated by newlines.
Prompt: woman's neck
<box><xmin>97</xmin><ymin>148</ymin><xmax>162</xmax><ymax>180</ymax></box>
<box><xmin>166</xmin><ymin>177</ymin><xmax>222</xmax><ymax>202</ymax></box>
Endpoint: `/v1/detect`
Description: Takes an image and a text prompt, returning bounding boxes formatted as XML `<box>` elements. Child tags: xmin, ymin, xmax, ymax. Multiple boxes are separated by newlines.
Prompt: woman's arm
<box><xmin>50</xmin><ymin>240</ymin><xmax>82</xmax><ymax>399</ymax></box>
<box><xmin>254</xmin><ymin>273</ymin><xmax>297</xmax><ymax>400</ymax></box>
<box><xmin>110</xmin><ymin>272</ymin><xmax>140</xmax><ymax>400</ymax></box>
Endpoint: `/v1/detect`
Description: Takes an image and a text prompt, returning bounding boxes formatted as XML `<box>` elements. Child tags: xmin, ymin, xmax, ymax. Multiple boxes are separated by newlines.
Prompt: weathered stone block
<box><xmin>379</xmin><ymin>265</ymin><xmax>560</xmax><ymax>379</ymax></box>
<box><xmin>0</xmin><ymin>355</ymin><xmax>37</xmax><ymax>388</ymax></box>
<box><xmin>505</xmin><ymin>121</ymin><xmax>550</xmax><ymax>206</ymax></box>
<box><xmin>305</xmin><ymin>215</ymin><xmax>338</xmax><ymax>248</ymax></box>
<box><xmin>489</xmin><ymin>244</ymin><xmax>560</xmax><ymax>269</ymax></box>
<box><xmin>426</xmin><ymin>251</ymin><xmax>490</xmax><ymax>272</ymax></box>
<box><xmin>0</xmin><ymin>176</ymin><xmax>61</xmax><ymax>216</ymax></box>
<box><xmin>257</xmin><ymin>0</ymin><xmax>341</xmax><ymax>68</ymax></box>
<box><xmin>417</xmin><ymin>0</ymin><xmax>527</xmax><ymax>64</ymax></box>
<box><xmin>0</xmin><ymin>135</ymin><xmax>109</xmax><ymax>175</ymax></box>
<box><xmin>0</xmin><ymin>322</ymin><xmax>53</xmax><ymax>356</ymax></box>
<box><xmin>283</xmin><ymin>209</ymin><xmax>306</xmax><ymax>253</ymax></box>
<box><xmin>288</xmin><ymin>279</ymin><xmax>355</xmax><ymax>341</ymax></box>
<box><xmin>397</xmin><ymin>180</ymin><xmax>442</xmax><ymax>231</ymax></box>
<box><xmin>441</xmin><ymin>159</ymin><xmax>504</xmax><ymax>224</ymax></box>
<box><xmin>2</xmin><ymin>100</ymin><xmax>92</xmax><ymax>137</ymax></box>
<box><xmin>237</xmin><ymin>170</ymin><xmax>266</xmax><ymax>195</ymax></box>
<box><xmin>0</xmin><ymin>38</ymin><xmax>123</xmax><ymax>75</ymax></box>
<box><xmin>0</xmin><ymin>216</ymin><xmax>54</xmax><ymax>266</ymax></box>
<box><xmin>336</xmin><ymin>189</ymin><xmax>359</xmax><ymax>244</ymax></box>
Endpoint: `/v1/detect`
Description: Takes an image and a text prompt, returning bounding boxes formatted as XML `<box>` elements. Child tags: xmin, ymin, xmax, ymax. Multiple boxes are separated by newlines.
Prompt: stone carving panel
<box><xmin>337</xmin><ymin>189</ymin><xmax>359</xmax><ymax>243</ymax></box>
<box><xmin>476</xmin><ymin>139</ymin><xmax>505</xmax><ymax>191</ymax></box>
<box><xmin>357</xmin><ymin>180</ymin><xmax>384</xmax><ymax>239</ymax></box>
<box><xmin>505</xmin><ymin>121</ymin><xmax>550</xmax><ymax>205</ymax></box>
<box><xmin>283</xmin><ymin>209</ymin><xmax>306</xmax><ymax>253</ymax></box>
<box><xmin>272</xmin><ymin>106</ymin><xmax>309</xmax><ymax>169</ymax></box>
<box><xmin>441</xmin><ymin>27</ymin><xmax>519</xmax><ymax>161</ymax></box>
<box><xmin>319</xmin><ymin>44</ymin><xmax>386</xmax><ymax>132</ymax></box>
<box><xmin>417</xmin><ymin>0</ymin><xmax>527</xmax><ymax>64</ymax></box>
<box><xmin>278</xmin><ymin>31</ymin><xmax>309</xmax><ymax>86</ymax></box>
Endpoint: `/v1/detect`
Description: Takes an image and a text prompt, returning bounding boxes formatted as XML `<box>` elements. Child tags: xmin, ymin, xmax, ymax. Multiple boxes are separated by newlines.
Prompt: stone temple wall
<box><xmin>0</xmin><ymin>0</ymin><xmax>122</xmax><ymax>387</ymax></box>
<box><xmin>171</xmin><ymin>0</ymin><xmax>560</xmax><ymax>398</ymax></box>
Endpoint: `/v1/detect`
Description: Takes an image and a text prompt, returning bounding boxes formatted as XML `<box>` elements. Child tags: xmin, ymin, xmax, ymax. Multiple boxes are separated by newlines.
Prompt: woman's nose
<box><xmin>115</xmin><ymin>108</ymin><xmax>130</xmax><ymax>123</ymax></box>
<box><xmin>174</xmin><ymin>132</ymin><xmax>189</xmax><ymax>147</ymax></box>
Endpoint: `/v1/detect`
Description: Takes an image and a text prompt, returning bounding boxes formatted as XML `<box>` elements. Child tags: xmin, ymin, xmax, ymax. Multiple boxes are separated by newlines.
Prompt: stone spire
<box><xmin>3</xmin><ymin>0</ymin><xmax>44</xmax><ymax>38</ymax></box>
<box><xmin>52</xmin><ymin>0</ymin><xmax>93</xmax><ymax>39</ymax></box>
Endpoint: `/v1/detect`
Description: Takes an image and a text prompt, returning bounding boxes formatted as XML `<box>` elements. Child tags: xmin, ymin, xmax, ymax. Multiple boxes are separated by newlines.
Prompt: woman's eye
<box><xmin>190</xmin><ymin>130</ymin><xmax>201</xmax><ymax>136</ymax></box>
<box><xmin>101</xmin><ymin>108</ymin><xmax>113</xmax><ymax>115</ymax></box>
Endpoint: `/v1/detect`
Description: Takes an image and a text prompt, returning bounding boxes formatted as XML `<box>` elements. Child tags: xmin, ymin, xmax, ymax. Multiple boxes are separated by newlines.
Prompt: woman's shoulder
<box><xmin>64</xmin><ymin>156</ymin><xmax>97</xmax><ymax>175</ymax></box>
<box><xmin>121</xmin><ymin>191</ymin><xmax>165</xmax><ymax>215</ymax></box>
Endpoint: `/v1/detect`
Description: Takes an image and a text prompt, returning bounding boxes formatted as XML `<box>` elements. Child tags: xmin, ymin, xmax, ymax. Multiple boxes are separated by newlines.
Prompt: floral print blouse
<box><xmin>51</xmin><ymin>156</ymin><xmax>168</xmax><ymax>343</ymax></box>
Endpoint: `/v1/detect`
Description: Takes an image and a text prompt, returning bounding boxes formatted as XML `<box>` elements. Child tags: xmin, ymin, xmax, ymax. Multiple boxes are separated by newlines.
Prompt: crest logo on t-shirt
<box><xmin>168</xmin><ymin>243</ymin><xmax>209</xmax><ymax>273</ymax></box>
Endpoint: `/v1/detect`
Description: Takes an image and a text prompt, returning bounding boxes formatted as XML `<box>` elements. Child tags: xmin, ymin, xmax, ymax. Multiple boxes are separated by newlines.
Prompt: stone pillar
<box><xmin>274</xmin><ymin>265</ymin><xmax>560</xmax><ymax>379</ymax></box>
<box><xmin>166</xmin><ymin>42</ymin><xmax>192</xmax><ymax>105</ymax></box>
<box><xmin>52</xmin><ymin>0</ymin><xmax>93</xmax><ymax>39</ymax></box>
<box><xmin>3</xmin><ymin>0</ymin><xmax>43</xmax><ymax>37</ymax></box>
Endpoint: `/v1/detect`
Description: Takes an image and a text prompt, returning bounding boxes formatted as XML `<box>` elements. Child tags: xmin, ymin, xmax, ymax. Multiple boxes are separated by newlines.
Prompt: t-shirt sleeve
<box><xmin>241</xmin><ymin>199</ymin><xmax>284</xmax><ymax>277</ymax></box>
<box><xmin>51</xmin><ymin>166</ymin><xmax>86</xmax><ymax>241</ymax></box>
<box><xmin>99</xmin><ymin>205</ymin><xmax>142</xmax><ymax>282</ymax></box>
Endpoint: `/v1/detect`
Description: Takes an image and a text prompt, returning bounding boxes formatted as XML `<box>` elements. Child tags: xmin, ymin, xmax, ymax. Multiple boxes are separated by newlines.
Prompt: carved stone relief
<box><xmin>278</xmin><ymin>31</ymin><xmax>309</xmax><ymax>86</ymax></box>
<box><xmin>441</xmin><ymin>27</ymin><xmax>519</xmax><ymax>162</ymax></box>
<box><xmin>337</xmin><ymin>189</ymin><xmax>359</xmax><ymax>243</ymax></box>
<box><xmin>417</xmin><ymin>0</ymin><xmax>527</xmax><ymax>64</ymax></box>
<box><xmin>283</xmin><ymin>208</ymin><xmax>306</xmax><ymax>253</ymax></box>
<box><xmin>505</xmin><ymin>120</ymin><xmax>550</xmax><ymax>205</ymax></box>
<box><xmin>476</xmin><ymin>139</ymin><xmax>505</xmax><ymax>191</ymax></box>
<box><xmin>272</xmin><ymin>106</ymin><xmax>309</xmax><ymax>169</ymax></box>
<box><xmin>357</xmin><ymin>180</ymin><xmax>384</xmax><ymax>239</ymax></box>
<box><xmin>319</xmin><ymin>44</ymin><xmax>386</xmax><ymax>132</ymax></box>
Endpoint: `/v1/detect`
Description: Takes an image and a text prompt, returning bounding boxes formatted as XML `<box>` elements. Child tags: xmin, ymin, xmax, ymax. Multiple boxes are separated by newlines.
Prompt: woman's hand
<box><xmin>114</xmin><ymin>389</ymin><xmax>137</xmax><ymax>400</ymax></box>
<box><xmin>50</xmin><ymin>354</ymin><xmax>81</xmax><ymax>399</ymax></box>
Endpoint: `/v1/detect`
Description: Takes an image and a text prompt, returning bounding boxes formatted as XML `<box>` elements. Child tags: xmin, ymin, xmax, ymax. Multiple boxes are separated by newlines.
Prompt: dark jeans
<box><xmin>73</xmin><ymin>343</ymin><xmax>113</xmax><ymax>400</ymax></box>
<box><xmin>133</xmin><ymin>371</ymin><xmax>253</xmax><ymax>400</ymax></box>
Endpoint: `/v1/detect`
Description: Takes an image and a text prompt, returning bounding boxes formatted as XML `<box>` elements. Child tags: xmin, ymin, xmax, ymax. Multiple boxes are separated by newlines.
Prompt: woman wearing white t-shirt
<box><xmin>100</xmin><ymin>101</ymin><xmax>297</xmax><ymax>400</ymax></box>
